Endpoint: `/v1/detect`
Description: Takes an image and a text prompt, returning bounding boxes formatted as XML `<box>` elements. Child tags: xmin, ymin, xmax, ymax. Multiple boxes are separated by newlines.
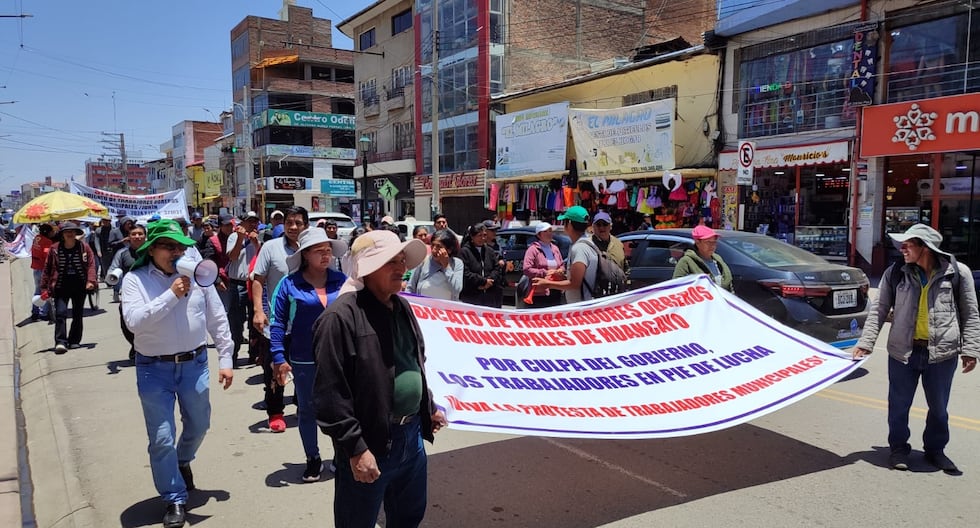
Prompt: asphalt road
<box><xmin>9</xmin><ymin>257</ymin><xmax>980</xmax><ymax>528</ymax></box>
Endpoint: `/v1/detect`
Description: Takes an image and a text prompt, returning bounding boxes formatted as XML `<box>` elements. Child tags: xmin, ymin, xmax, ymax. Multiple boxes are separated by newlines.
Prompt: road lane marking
<box><xmin>541</xmin><ymin>438</ymin><xmax>688</xmax><ymax>498</ymax></box>
<box><xmin>817</xmin><ymin>389</ymin><xmax>980</xmax><ymax>432</ymax></box>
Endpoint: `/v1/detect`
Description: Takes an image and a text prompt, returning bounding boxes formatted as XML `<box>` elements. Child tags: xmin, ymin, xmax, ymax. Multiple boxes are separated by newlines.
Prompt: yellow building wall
<box><xmin>500</xmin><ymin>53</ymin><xmax>720</xmax><ymax>170</ymax></box>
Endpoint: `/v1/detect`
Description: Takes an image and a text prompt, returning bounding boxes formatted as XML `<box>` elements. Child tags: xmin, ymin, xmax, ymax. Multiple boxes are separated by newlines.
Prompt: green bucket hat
<box><xmin>132</xmin><ymin>218</ymin><xmax>196</xmax><ymax>269</ymax></box>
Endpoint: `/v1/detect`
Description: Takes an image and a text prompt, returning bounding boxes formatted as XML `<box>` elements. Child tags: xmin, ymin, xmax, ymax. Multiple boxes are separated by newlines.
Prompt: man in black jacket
<box><xmin>311</xmin><ymin>229</ymin><xmax>447</xmax><ymax>528</ymax></box>
<box><xmin>458</xmin><ymin>222</ymin><xmax>504</xmax><ymax>308</ymax></box>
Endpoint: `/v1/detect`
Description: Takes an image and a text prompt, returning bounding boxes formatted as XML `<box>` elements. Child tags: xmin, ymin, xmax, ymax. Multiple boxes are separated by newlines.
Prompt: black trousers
<box><xmin>54</xmin><ymin>282</ymin><xmax>87</xmax><ymax>346</ymax></box>
<box><xmin>253</xmin><ymin>333</ymin><xmax>286</xmax><ymax>417</ymax></box>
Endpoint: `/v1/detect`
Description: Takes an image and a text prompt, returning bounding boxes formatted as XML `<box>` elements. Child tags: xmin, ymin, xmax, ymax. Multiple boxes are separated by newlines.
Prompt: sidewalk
<box><xmin>1</xmin><ymin>258</ymin><xmax>23</xmax><ymax>527</ymax></box>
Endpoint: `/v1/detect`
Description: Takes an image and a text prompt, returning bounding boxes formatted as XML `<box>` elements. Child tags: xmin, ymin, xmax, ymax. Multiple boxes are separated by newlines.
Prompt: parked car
<box><xmin>307</xmin><ymin>212</ymin><xmax>357</xmax><ymax>239</ymax></box>
<box><xmin>393</xmin><ymin>217</ymin><xmax>435</xmax><ymax>240</ymax></box>
<box><xmin>495</xmin><ymin>225</ymin><xmax>571</xmax><ymax>304</ymax></box>
<box><xmin>618</xmin><ymin>229</ymin><xmax>870</xmax><ymax>345</ymax></box>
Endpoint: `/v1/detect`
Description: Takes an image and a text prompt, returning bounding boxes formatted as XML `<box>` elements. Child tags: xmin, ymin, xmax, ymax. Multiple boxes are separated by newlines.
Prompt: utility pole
<box><xmin>242</xmin><ymin>85</ymin><xmax>253</xmax><ymax>214</ymax></box>
<box><xmin>101</xmin><ymin>132</ymin><xmax>129</xmax><ymax>194</ymax></box>
<box><xmin>430</xmin><ymin>0</ymin><xmax>440</xmax><ymax>219</ymax></box>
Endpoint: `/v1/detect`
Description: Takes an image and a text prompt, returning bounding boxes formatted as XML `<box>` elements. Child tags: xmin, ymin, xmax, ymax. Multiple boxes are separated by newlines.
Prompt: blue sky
<box><xmin>0</xmin><ymin>0</ymin><xmax>370</xmax><ymax>196</ymax></box>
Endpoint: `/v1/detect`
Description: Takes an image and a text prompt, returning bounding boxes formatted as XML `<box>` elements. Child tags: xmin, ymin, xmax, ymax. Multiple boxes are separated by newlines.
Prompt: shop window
<box><xmin>886</xmin><ymin>14</ymin><xmax>970</xmax><ymax>102</ymax></box>
<box><xmin>737</xmin><ymin>33</ymin><xmax>857</xmax><ymax>138</ymax></box>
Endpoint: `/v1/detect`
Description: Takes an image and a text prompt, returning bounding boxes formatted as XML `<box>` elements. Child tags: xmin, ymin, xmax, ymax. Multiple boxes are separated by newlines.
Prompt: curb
<box><xmin>1</xmin><ymin>259</ymin><xmax>24</xmax><ymax>528</ymax></box>
<box><xmin>5</xmin><ymin>257</ymin><xmax>97</xmax><ymax>527</ymax></box>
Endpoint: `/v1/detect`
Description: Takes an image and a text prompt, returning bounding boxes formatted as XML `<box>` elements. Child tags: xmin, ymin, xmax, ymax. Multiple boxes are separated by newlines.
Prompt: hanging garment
<box><xmin>563</xmin><ymin>186</ymin><xmax>575</xmax><ymax>208</ymax></box>
<box><xmin>629</xmin><ymin>184</ymin><xmax>638</xmax><ymax>208</ymax></box>
<box><xmin>489</xmin><ymin>183</ymin><xmax>500</xmax><ymax>211</ymax></box>
<box><xmin>507</xmin><ymin>183</ymin><xmax>519</xmax><ymax>204</ymax></box>
<box><xmin>669</xmin><ymin>184</ymin><xmax>688</xmax><ymax>202</ymax></box>
<box><xmin>615</xmin><ymin>190</ymin><xmax>629</xmax><ymax>209</ymax></box>
<box><xmin>648</xmin><ymin>186</ymin><xmax>662</xmax><ymax>209</ymax></box>
<box><xmin>528</xmin><ymin>187</ymin><xmax>538</xmax><ymax>212</ymax></box>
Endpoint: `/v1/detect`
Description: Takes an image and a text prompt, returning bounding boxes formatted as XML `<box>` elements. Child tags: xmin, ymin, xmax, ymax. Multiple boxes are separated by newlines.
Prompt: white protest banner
<box><xmin>406</xmin><ymin>275</ymin><xmax>862</xmax><ymax>439</ymax></box>
<box><xmin>568</xmin><ymin>99</ymin><xmax>675</xmax><ymax>177</ymax></box>
<box><xmin>495</xmin><ymin>102</ymin><xmax>569</xmax><ymax>178</ymax></box>
<box><xmin>70</xmin><ymin>182</ymin><xmax>188</xmax><ymax>222</ymax></box>
<box><xmin>4</xmin><ymin>224</ymin><xmax>33</xmax><ymax>259</ymax></box>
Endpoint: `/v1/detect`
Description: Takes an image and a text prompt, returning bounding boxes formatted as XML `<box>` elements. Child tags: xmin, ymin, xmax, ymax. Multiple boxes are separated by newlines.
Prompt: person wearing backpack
<box><xmin>533</xmin><ymin>205</ymin><xmax>598</xmax><ymax>304</ymax></box>
<box><xmin>672</xmin><ymin>225</ymin><xmax>734</xmax><ymax>292</ymax></box>
<box><xmin>853</xmin><ymin>224</ymin><xmax>979</xmax><ymax>475</ymax></box>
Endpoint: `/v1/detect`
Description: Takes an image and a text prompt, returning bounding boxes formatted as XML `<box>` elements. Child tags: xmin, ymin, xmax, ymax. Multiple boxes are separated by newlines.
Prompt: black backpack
<box><xmin>887</xmin><ymin>256</ymin><xmax>964</xmax><ymax>331</ymax></box>
<box><xmin>578</xmin><ymin>238</ymin><xmax>628</xmax><ymax>298</ymax></box>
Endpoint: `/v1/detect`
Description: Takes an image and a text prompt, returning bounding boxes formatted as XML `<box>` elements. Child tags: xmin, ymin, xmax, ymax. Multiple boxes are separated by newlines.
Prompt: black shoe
<box><xmin>68</xmin><ymin>343</ymin><xmax>80</xmax><ymax>350</ymax></box>
<box><xmin>889</xmin><ymin>450</ymin><xmax>909</xmax><ymax>470</ymax></box>
<box><xmin>925</xmin><ymin>451</ymin><xmax>962</xmax><ymax>475</ymax></box>
<box><xmin>163</xmin><ymin>503</ymin><xmax>186</xmax><ymax>528</ymax></box>
<box><xmin>54</xmin><ymin>343</ymin><xmax>67</xmax><ymax>355</ymax></box>
<box><xmin>178</xmin><ymin>463</ymin><xmax>195</xmax><ymax>490</ymax></box>
<box><xmin>302</xmin><ymin>456</ymin><xmax>322</xmax><ymax>482</ymax></box>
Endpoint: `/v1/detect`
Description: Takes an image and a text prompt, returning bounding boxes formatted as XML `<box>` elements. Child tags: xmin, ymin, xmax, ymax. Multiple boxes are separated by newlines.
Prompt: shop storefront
<box><xmin>414</xmin><ymin>170</ymin><xmax>488</xmax><ymax>233</ymax></box>
<box><xmin>861</xmin><ymin>92</ymin><xmax>980</xmax><ymax>269</ymax></box>
<box><xmin>719</xmin><ymin>140</ymin><xmax>852</xmax><ymax>260</ymax></box>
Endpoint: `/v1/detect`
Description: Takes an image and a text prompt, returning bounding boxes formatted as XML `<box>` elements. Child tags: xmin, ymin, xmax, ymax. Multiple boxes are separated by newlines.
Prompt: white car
<box><xmin>308</xmin><ymin>212</ymin><xmax>357</xmax><ymax>239</ymax></box>
<box><xmin>393</xmin><ymin>217</ymin><xmax>435</xmax><ymax>239</ymax></box>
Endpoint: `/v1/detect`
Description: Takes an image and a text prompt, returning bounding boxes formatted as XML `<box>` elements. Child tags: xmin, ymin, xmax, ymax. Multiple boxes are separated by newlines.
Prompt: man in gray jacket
<box><xmin>854</xmin><ymin>224</ymin><xmax>979</xmax><ymax>474</ymax></box>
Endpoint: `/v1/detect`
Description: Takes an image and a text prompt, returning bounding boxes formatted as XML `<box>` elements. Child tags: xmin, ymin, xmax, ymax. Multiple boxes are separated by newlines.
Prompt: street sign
<box><xmin>736</xmin><ymin>140</ymin><xmax>755</xmax><ymax>185</ymax></box>
<box><xmin>378</xmin><ymin>179</ymin><xmax>399</xmax><ymax>200</ymax></box>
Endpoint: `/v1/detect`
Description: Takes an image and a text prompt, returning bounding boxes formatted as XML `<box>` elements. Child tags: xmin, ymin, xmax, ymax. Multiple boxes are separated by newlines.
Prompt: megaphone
<box><xmin>32</xmin><ymin>294</ymin><xmax>48</xmax><ymax>308</ymax></box>
<box><xmin>105</xmin><ymin>268</ymin><xmax>124</xmax><ymax>286</ymax></box>
<box><xmin>175</xmin><ymin>256</ymin><xmax>219</xmax><ymax>287</ymax></box>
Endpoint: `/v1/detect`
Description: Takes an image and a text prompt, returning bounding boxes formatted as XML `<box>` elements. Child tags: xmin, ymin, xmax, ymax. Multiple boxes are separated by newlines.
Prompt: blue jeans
<box><xmin>292</xmin><ymin>360</ymin><xmax>318</xmax><ymax>459</ymax></box>
<box><xmin>32</xmin><ymin>269</ymin><xmax>48</xmax><ymax>317</ymax></box>
<box><xmin>887</xmin><ymin>346</ymin><xmax>958</xmax><ymax>454</ymax></box>
<box><xmin>136</xmin><ymin>351</ymin><xmax>211</xmax><ymax>504</ymax></box>
<box><xmin>333</xmin><ymin>416</ymin><xmax>428</xmax><ymax>528</ymax></box>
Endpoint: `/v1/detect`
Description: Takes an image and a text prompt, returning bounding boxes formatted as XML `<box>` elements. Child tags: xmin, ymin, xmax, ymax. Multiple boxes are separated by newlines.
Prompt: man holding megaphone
<box><xmin>107</xmin><ymin>224</ymin><xmax>146</xmax><ymax>361</ymax></box>
<box><xmin>120</xmin><ymin>219</ymin><xmax>234</xmax><ymax>528</ymax></box>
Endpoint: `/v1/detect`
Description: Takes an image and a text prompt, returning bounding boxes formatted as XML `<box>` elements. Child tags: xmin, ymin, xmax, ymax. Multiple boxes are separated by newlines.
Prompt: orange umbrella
<box><xmin>13</xmin><ymin>190</ymin><xmax>110</xmax><ymax>224</ymax></box>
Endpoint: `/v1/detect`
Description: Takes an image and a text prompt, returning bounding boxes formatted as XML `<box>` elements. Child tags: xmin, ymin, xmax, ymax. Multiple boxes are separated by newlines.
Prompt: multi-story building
<box><xmin>84</xmin><ymin>160</ymin><xmax>153</xmax><ymax>194</ymax></box>
<box><xmin>343</xmin><ymin>0</ymin><xmax>715</xmax><ymax>232</ymax></box>
<box><xmin>338</xmin><ymin>0</ymin><xmax>417</xmax><ymax>223</ymax></box>
<box><xmin>19</xmin><ymin>177</ymin><xmax>67</xmax><ymax>202</ymax></box>
<box><xmin>715</xmin><ymin>0</ymin><xmax>980</xmax><ymax>272</ymax></box>
<box><xmin>230</xmin><ymin>3</ymin><xmax>356</xmax><ymax>218</ymax></box>
<box><xmin>168</xmin><ymin>120</ymin><xmax>224</xmax><ymax>209</ymax></box>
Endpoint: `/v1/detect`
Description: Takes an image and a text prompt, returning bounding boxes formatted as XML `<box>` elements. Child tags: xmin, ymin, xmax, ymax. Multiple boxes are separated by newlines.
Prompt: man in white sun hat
<box><xmin>854</xmin><ymin>223</ymin><xmax>979</xmax><ymax>475</ymax></box>
<box><xmin>312</xmin><ymin>229</ymin><xmax>447</xmax><ymax>528</ymax></box>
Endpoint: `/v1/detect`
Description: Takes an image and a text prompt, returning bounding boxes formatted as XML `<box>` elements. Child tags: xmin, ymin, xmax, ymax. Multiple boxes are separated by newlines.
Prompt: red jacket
<box><xmin>40</xmin><ymin>242</ymin><xmax>98</xmax><ymax>294</ymax></box>
<box><xmin>30</xmin><ymin>235</ymin><xmax>54</xmax><ymax>271</ymax></box>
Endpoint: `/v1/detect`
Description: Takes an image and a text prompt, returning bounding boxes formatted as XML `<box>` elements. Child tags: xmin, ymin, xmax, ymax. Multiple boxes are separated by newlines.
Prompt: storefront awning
<box><xmin>718</xmin><ymin>140</ymin><xmax>850</xmax><ymax>171</ymax></box>
<box><xmin>490</xmin><ymin>167</ymin><xmax>717</xmax><ymax>184</ymax></box>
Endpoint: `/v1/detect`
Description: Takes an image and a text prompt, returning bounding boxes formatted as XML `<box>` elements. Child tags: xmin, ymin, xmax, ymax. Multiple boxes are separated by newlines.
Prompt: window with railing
<box><xmin>737</xmin><ymin>27</ymin><xmax>857</xmax><ymax>138</ymax></box>
<box><xmin>359</xmin><ymin>79</ymin><xmax>379</xmax><ymax>107</ymax></box>
<box><xmin>887</xmin><ymin>10</ymin><xmax>980</xmax><ymax>103</ymax></box>
<box><xmin>389</xmin><ymin>66</ymin><xmax>413</xmax><ymax>98</ymax></box>
<box><xmin>394</xmin><ymin>121</ymin><xmax>415</xmax><ymax>150</ymax></box>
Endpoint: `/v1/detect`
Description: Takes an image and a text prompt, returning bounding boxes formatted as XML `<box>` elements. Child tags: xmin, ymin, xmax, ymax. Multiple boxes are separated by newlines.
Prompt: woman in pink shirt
<box><xmin>521</xmin><ymin>223</ymin><xmax>565</xmax><ymax>308</ymax></box>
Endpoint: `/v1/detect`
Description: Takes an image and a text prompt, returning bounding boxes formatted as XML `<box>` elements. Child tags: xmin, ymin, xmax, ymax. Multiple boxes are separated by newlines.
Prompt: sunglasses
<box><xmin>154</xmin><ymin>241</ymin><xmax>184</xmax><ymax>251</ymax></box>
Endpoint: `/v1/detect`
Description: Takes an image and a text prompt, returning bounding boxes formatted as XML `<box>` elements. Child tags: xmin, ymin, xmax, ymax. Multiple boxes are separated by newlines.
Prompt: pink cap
<box><xmin>692</xmin><ymin>225</ymin><xmax>719</xmax><ymax>240</ymax></box>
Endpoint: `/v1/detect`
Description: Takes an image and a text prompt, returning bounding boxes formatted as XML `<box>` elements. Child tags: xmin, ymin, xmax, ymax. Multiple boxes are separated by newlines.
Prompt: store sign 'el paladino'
<box><xmin>251</xmin><ymin>110</ymin><xmax>356</xmax><ymax>131</ymax></box>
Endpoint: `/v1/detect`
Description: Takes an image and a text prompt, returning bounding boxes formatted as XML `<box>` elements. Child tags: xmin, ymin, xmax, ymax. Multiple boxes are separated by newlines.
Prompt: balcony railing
<box><xmin>360</xmin><ymin>148</ymin><xmax>415</xmax><ymax>164</ymax></box>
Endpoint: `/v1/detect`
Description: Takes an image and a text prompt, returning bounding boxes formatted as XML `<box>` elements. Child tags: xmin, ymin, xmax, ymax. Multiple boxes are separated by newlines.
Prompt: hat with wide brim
<box><xmin>286</xmin><ymin>227</ymin><xmax>346</xmax><ymax>272</ymax></box>
<box><xmin>888</xmin><ymin>223</ymin><xmax>950</xmax><ymax>257</ymax></box>
<box><xmin>339</xmin><ymin>230</ymin><xmax>426</xmax><ymax>295</ymax></box>
<box><xmin>133</xmin><ymin>219</ymin><xmax>196</xmax><ymax>268</ymax></box>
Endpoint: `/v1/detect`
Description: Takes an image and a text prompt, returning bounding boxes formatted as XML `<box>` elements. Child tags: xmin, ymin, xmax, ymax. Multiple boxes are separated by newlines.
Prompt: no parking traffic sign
<box><xmin>736</xmin><ymin>140</ymin><xmax>755</xmax><ymax>185</ymax></box>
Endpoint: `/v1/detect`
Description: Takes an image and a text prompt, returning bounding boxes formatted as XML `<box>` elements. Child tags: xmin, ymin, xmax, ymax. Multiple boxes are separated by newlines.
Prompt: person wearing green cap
<box><xmin>120</xmin><ymin>218</ymin><xmax>234</xmax><ymax>528</ymax></box>
<box><xmin>533</xmin><ymin>205</ymin><xmax>597</xmax><ymax>304</ymax></box>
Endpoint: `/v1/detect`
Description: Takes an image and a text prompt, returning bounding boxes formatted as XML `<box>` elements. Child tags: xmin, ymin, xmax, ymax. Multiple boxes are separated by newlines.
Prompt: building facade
<box><xmin>338</xmin><ymin>0</ymin><xmax>417</xmax><ymax>223</ymax></box>
<box><xmin>230</xmin><ymin>3</ymin><xmax>356</xmax><ymax>218</ymax></box>
<box><xmin>342</xmin><ymin>0</ymin><xmax>714</xmax><ymax>232</ymax></box>
<box><xmin>168</xmin><ymin>120</ymin><xmax>224</xmax><ymax>210</ymax></box>
<box><xmin>84</xmin><ymin>160</ymin><xmax>154</xmax><ymax>194</ymax></box>
<box><xmin>716</xmin><ymin>0</ymin><xmax>980</xmax><ymax>272</ymax></box>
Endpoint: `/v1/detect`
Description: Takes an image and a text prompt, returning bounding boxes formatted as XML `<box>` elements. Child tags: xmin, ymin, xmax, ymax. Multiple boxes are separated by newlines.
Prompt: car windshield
<box><xmin>334</xmin><ymin>219</ymin><xmax>356</xmax><ymax>229</ymax></box>
<box><xmin>724</xmin><ymin>236</ymin><xmax>830</xmax><ymax>267</ymax></box>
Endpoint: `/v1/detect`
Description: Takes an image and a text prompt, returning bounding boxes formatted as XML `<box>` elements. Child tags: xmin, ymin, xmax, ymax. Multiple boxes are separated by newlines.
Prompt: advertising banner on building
<box><xmin>719</xmin><ymin>141</ymin><xmax>851</xmax><ymax>170</ymax></box>
<box><xmin>407</xmin><ymin>274</ymin><xmax>861</xmax><ymax>439</ymax></box>
<box><xmin>260</xmin><ymin>144</ymin><xmax>357</xmax><ymax>160</ymax></box>
<box><xmin>252</xmin><ymin>110</ymin><xmax>355</xmax><ymax>130</ymax></box>
<box><xmin>495</xmin><ymin>102</ymin><xmax>569</xmax><ymax>178</ymax></box>
<box><xmin>845</xmin><ymin>23</ymin><xmax>879</xmax><ymax>107</ymax></box>
<box><xmin>69</xmin><ymin>182</ymin><xmax>188</xmax><ymax>222</ymax></box>
<box><xmin>861</xmin><ymin>93</ymin><xmax>980</xmax><ymax>157</ymax></box>
<box><xmin>320</xmin><ymin>179</ymin><xmax>356</xmax><ymax>197</ymax></box>
<box><xmin>569</xmin><ymin>99</ymin><xmax>675</xmax><ymax>177</ymax></box>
